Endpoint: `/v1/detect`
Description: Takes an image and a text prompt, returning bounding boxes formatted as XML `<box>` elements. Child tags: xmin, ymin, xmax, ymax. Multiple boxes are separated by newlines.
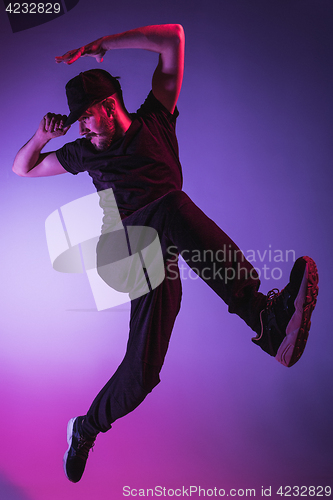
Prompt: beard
<box><xmin>90</xmin><ymin>115</ymin><xmax>116</xmax><ymax>151</ymax></box>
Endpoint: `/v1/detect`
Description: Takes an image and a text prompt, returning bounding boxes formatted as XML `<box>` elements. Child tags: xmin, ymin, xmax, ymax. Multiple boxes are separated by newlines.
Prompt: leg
<box><xmin>64</xmin><ymin>253</ymin><xmax>181</xmax><ymax>482</ymax></box>
<box><xmin>152</xmin><ymin>192</ymin><xmax>318</xmax><ymax>367</ymax></box>
<box><xmin>114</xmin><ymin>190</ymin><xmax>318</xmax><ymax>365</ymax></box>
<box><xmin>83</xmin><ymin>257</ymin><xmax>182</xmax><ymax>435</ymax></box>
<box><xmin>107</xmin><ymin>190</ymin><xmax>266</xmax><ymax>332</ymax></box>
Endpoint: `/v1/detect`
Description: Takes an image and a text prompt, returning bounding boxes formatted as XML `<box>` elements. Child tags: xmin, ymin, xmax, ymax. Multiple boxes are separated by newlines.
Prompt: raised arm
<box><xmin>55</xmin><ymin>24</ymin><xmax>185</xmax><ymax>114</ymax></box>
<box><xmin>12</xmin><ymin>113</ymin><xmax>69</xmax><ymax>177</ymax></box>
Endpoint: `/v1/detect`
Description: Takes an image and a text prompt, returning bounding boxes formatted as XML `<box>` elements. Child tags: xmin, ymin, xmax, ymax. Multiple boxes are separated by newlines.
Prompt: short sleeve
<box><xmin>136</xmin><ymin>91</ymin><xmax>179</xmax><ymax>123</ymax></box>
<box><xmin>56</xmin><ymin>140</ymin><xmax>86</xmax><ymax>175</ymax></box>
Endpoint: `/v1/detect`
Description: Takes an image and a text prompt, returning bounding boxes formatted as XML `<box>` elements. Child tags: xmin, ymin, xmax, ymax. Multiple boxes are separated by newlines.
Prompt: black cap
<box><xmin>64</xmin><ymin>69</ymin><xmax>121</xmax><ymax>127</ymax></box>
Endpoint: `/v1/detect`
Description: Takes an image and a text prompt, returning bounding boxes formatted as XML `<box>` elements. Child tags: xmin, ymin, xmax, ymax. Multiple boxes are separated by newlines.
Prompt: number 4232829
<box><xmin>5</xmin><ymin>3</ymin><xmax>61</xmax><ymax>14</ymax></box>
<box><xmin>276</xmin><ymin>485</ymin><xmax>331</xmax><ymax>497</ymax></box>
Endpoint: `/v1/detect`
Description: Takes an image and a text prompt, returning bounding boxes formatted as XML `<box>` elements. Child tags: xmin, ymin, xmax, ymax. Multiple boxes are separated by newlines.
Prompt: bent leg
<box><xmin>160</xmin><ymin>191</ymin><xmax>267</xmax><ymax>332</ymax></box>
<box><xmin>111</xmin><ymin>190</ymin><xmax>266</xmax><ymax>333</ymax></box>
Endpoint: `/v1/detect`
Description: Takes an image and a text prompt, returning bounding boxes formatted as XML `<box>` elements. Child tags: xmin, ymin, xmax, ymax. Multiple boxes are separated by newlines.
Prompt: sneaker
<box><xmin>63</xmin><ymin>416</ymin><xmax>96</xmax><ymax>483</ymax></box>
<box><xmin>252</xmin><ymin>256</ymin><xmax>318</xmax><ymax>367</ymax></box>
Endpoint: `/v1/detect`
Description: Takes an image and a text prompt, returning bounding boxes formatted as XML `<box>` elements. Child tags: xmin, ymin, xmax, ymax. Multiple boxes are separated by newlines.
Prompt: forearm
<box><xmin>13</xmin><ymin>113</ymin><xmax>69</xmax><ymax>177</ymax></box>
<box><xmin>101</xmin><ymin>24</ymin><xmax>184</xmax><ymax>60</ymax></box>
<box><xmin>12</xmin><ymin>131</ymin><xmax>49</xmax><ymax>176</ymax></box>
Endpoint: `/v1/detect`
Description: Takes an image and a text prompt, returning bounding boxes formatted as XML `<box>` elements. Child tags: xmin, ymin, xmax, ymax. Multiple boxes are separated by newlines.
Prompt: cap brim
<box><xmin>64</xmin><ymin>104</ymin><xmax>90</xmax><ymax>128</ymax></box>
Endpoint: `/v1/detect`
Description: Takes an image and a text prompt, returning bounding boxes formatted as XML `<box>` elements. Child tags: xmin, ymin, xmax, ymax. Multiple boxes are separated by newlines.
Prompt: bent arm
<box><xmin>13</xmin><ymin>114</ymin><xmax>69</xmax><ymax>177</ymax></box>
<box><xmin>101</xmin><ymin>24</ymin><xmax>185</xmax><ymax>113</ymax></box>
<box><xmin>56</xmin><ymin>24</ymin><xmax>185</xmax><ymax>114</ymax></box>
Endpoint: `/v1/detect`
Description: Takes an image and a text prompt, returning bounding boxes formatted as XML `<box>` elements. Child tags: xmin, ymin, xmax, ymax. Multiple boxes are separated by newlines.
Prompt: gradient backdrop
<box><xmin>0</xmin><ymin>0</ymin><xmax>332</xmax><ymax>498</ymax></box>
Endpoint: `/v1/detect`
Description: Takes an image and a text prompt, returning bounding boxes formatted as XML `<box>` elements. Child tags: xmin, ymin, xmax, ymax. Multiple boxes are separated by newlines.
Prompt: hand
<box><xmin>37</xmin><ymin>113</ymin><xmax>70</xmax><ymax>141</ymax></box>
<box><xmin>55</xmin><ymin>38</ymin><xmax>106</xmax><ymax>65</ymax></box>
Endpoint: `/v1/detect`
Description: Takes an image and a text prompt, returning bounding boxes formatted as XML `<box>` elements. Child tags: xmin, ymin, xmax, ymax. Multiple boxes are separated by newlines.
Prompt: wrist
<box><xmin>101</xmin><ymin>35</ymin><xmax>113</xmax><ymax>52</ymax></box>
<box><xmin>34</xmin><ymin>128</ymin><xmax>51</xmax><ymax>148</ymax></box>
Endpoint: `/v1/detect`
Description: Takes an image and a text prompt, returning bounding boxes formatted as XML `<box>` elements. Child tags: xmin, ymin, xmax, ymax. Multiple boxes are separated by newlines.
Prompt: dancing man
<box><xmin>12</xmin><ymin>24</ymin><xmax>318</xmax><ymax>483</ymax></box>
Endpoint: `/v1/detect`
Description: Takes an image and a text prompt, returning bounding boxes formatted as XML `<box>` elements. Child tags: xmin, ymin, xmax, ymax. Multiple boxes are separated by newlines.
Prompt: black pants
<box><xmin>83</xmin><ymin>191</ymin><xmax>266</xmax><ymax>436</ymax></box>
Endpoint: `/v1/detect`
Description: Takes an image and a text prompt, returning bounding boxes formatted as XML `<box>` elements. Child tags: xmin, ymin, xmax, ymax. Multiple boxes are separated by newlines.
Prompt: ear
<box><xmin>103</xmin><ymin>97</ymin><xmax>116</xmax><ymax>118</ymax></box>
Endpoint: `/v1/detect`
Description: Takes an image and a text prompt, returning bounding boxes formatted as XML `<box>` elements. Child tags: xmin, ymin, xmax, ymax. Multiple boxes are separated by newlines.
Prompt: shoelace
<box><xmin>266</xmin><ymin>288</ymin><xmax>280</xmax><ymax>306</ymax></box>
<box><xmin>75</xmin><ymin>436</ymin><xmax>95</xmax><ymax>460</ymax></box>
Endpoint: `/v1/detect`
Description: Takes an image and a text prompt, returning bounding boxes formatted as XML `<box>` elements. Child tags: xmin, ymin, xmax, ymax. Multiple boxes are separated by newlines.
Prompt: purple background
<box><xmin>0</xmin><ymin>0</ymin><xmax>332</xmax><ymax>498</ymax></box>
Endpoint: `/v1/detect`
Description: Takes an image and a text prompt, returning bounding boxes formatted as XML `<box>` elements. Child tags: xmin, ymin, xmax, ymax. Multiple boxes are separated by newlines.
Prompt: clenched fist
<box><xmin>38</xmin><ymin>113</ymin><xmax>70</xmax><ymax>140</ymax></box>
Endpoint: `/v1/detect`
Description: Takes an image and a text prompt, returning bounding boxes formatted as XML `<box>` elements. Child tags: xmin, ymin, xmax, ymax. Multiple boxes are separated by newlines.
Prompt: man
<box><xmin>12</xmin><ymin>24</ymin><xmax>318</xmax><ymax>483</ymax></box>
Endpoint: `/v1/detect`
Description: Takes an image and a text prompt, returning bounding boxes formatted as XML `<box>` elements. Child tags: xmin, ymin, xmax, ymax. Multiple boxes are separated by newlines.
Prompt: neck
<box><xmin>115</xmin><ymin>107</ymin><xmax>132</xmax><ymax>137</ymax></box>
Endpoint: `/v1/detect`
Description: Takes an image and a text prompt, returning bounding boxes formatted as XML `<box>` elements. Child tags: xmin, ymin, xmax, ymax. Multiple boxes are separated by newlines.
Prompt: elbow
<box><xmin>162</xmin><ymin>24</ymin><xmax>184</xmax><ymax>45</ymax></box>
<box><xmin>12</xmin><ymin>163</ymin><xmax>27</xmax><ymax>177</ymax></box>
<box><xmin>174</xmin><ymin>24</ymin><xmax>184</xmax><ymax>37</ymax></box>
<box><xmin>12</xmin><ymin>154</ymin><xmax>25</xmax><ymax>176</ymax></box>
<box><xmin>12</xmin><ymin>164</ymin><xmax>20</xmax><ymax>176</ymax></box>
<box><xmin>171</xmin><ymin>24</ymin><xmax>185</xmax><ymax>44</ymax></box>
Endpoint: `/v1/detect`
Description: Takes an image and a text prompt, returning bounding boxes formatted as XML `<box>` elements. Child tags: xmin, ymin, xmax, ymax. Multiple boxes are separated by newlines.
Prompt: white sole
<box><xmin>275</xmin><ymin>257</ymin><xmax>318</xmax><ymax>367</ymax></box>
<box><xmin>63</xmin><ymin>417</ymin><xmax>76</xmax><ymax>479</ymax></box>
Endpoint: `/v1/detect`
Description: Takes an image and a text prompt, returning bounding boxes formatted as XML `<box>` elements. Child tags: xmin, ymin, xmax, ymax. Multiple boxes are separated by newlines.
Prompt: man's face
<box><xmin>78</xmin><ymin>103</ymin><xmax>115</xmax><ymax>151</ymax></box>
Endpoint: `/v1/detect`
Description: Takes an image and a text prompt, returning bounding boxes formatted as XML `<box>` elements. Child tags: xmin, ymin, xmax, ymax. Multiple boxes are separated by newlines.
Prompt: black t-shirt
<box><xmin>56</xmin><ymin>91</ymin><xmax>183</xmax><ymax>217</ymax></box>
